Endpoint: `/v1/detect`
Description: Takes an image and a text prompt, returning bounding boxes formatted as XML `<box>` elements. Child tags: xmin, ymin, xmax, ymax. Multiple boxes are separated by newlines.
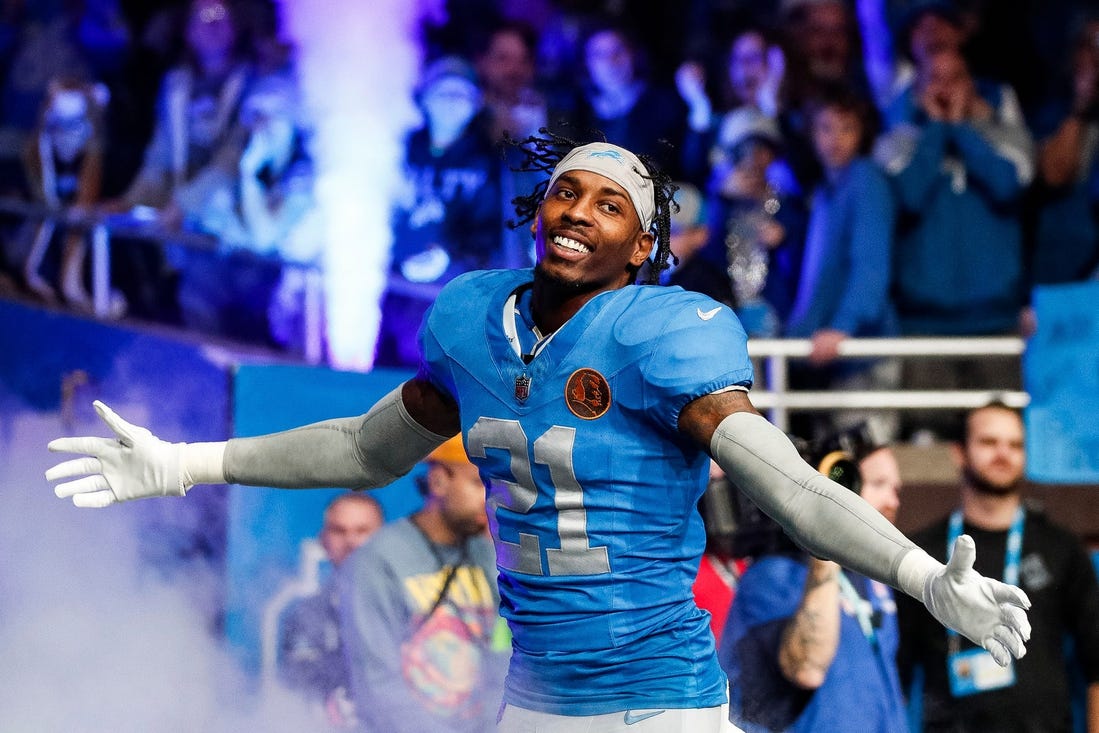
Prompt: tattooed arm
<box><xmin>778</xmin><ymin>558</ymin><xmax>842</xmax><ymax>689</ymax></box>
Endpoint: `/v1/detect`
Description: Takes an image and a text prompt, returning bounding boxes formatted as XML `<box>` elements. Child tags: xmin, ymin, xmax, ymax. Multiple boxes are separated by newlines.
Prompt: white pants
<box><xmin>497</xmin><ymin>703</ymin><xmax>744</xmax><ymax>732</ymax></box>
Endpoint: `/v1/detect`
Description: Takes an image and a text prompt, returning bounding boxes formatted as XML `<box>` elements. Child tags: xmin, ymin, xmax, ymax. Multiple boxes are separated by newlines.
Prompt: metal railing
<box><xmin>747</xmin><ymin>336</ymin><xmax>1029</xmax><ymax>431</ymax></box>
<box><xmin>0</xmin><ymin>198</ymin><xmax>325</xmax><ymax>364</ymax></box>
<box><xmin>4</xmin><ymin>198</ymin><xmax>1034</xmax><ymax>404</ymax></box>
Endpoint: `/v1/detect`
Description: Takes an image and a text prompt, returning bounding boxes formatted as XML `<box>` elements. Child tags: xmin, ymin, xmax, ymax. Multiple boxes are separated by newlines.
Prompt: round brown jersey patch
<box><xmin>565</xmin><ymin>368</ymin><xmax>611</xmax><ymax>419</ymax></box>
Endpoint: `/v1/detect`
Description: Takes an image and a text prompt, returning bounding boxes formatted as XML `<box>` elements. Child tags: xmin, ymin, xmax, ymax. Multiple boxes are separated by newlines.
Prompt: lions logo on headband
<box><xmin>586</xmin><ymin>149</ymin><xmax>624</xmax><ymax>162</ymax></box>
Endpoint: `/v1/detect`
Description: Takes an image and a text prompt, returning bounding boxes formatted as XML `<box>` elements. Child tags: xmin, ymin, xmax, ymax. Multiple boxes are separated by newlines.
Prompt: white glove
<box><xmin>46</xmin><ymin>400</ymin><xmax>187</xmax><ymax>508</ymax></box>
<box><xmin>924</xmin><ymin>534</ymin><xmax>1032</xmax><ymax>666</ymax></box>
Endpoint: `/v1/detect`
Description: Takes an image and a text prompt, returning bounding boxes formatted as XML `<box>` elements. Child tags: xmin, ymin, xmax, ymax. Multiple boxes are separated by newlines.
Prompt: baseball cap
<box><xmin>671</xmin><ymin>182</ymin><xmax>705</xmax><ymax>233</ymax></box>
<box><xmin>425</xmin><ymin>434</ymin><xmax>472</xmax><ymax>466</ymax></box>
<box><xmin>718</xmin><ymin>107</ymin><xmax>783</xmax><ymax>152</ymax></box>
<box><xmin>417</xmin><ymin>55</ymin><xmax>480</xmax><ymax>97</ymax></box>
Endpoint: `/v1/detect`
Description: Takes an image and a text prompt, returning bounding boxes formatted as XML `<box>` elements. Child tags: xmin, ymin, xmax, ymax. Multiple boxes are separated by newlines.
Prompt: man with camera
<box><xmin>718</xmin><ymin>431</ymin><xmax>908</xmax><ymax>732</ymax></box>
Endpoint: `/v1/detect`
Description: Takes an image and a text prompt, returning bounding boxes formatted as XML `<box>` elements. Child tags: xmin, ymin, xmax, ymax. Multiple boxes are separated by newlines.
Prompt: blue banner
<box><xmin>224</xmin><ymin>363</ymin><xmax>418</xmax><ymax>675</ymax></box>
<box><xmin>1023</xmin><ymin>282</ymin><xmax>1099</xmax><ymax>483</ymax></box>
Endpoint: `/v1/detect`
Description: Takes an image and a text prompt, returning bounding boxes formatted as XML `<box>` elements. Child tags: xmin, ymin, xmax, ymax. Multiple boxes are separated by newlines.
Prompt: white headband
<box><xmin>545</xmin><ymin>142</ymin><xmax>655</xmax><ymax>230</ymax></box>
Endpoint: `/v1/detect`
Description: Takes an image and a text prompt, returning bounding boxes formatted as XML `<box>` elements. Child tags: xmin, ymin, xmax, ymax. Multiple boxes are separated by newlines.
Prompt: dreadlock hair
<box><xmin>504</xmin><ymin>128</ymin><xmax>680</xmax><ymax>285</ymax></box>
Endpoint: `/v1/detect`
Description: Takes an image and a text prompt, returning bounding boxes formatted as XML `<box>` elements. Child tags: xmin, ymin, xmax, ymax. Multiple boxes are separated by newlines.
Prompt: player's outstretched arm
<box><xmin>47</xmin><ymin>379</ymin><xmax>459</xmax><ymax>508</ymax></box>
<box><xmin>679</xmin><ymin>389</ymin><xmax>1031</xmax><ymax>663</ymax></box>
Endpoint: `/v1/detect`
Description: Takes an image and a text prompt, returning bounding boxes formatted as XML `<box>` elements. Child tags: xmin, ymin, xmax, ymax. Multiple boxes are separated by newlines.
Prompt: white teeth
<box><xmin>553</xmin><ymin>235</ymin><xmax>590</xmax><ymax>254</ymax></box>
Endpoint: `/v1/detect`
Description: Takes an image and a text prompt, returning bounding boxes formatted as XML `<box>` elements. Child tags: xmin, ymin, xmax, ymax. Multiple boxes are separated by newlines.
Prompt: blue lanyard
<box><xmin>837</xmin><ymin>571</ymin><xmax>877</xmax><ymax>645</ymax></box>
<box><xmin>945</xmin><ymin>507</ymin><xmax>1025</xmax><ymax>640</ymax></box>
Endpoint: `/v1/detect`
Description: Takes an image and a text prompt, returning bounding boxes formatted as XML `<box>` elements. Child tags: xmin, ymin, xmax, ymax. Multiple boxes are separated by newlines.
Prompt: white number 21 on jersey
<box><xmin>467</xmin><ymin>417</ymin><xmax>611</xmax><ymax>577</ymax></box>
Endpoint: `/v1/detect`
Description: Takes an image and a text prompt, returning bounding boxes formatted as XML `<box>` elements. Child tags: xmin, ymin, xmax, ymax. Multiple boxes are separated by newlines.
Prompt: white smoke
<box><xmin>279</xmin><ymin>0</ymin><xmax>425</xmax><ymax>370</ymax></box>
<box><xmin>0</xmin><ymin>413</ymin><xmax>319</xmax><ymax>732</ymax></box>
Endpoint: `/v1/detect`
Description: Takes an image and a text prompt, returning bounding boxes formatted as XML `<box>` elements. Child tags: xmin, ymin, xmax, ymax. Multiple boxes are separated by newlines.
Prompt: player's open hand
<box><xmin>924</xmin><ymin>534</ymin><xmax>1032</xmax><ymax>665</ymax></box>
<box><xmin>46</xmin><ymin>400</ymin><xmax>184</xmax><ymax>508</ymax></box>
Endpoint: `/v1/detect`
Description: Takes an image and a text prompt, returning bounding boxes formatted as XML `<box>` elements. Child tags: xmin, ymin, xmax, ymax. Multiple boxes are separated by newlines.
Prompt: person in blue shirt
<box><xmin>46</xmin><ymin>135</ymin><xmax>1031</xmax><ymax>733</ymax></box>
<box><xmin>784</xmin><ymin>82</ymin><xmax>899</xmax><ymax>442</ymax></box>
<box><xmin>721</xmin><ymin>436</ymin><xmax>909</xmax><ymax>733</ymax></box>
<box><xmin>876</xmin><ymin>47</ymin><xmax>1033</xmax><ymax>338</ymax></box>
<box><xmin>875</xmin><ymin>46</ymin><xmax>1034</xmax><ymax>441</ymax></box>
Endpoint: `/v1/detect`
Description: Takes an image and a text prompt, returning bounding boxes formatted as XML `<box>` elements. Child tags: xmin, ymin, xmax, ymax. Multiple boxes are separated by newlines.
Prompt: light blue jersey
<box><xmin>420</xmin><ymin>269</ymin><xmax>753</xmax><ymax>715</ymax></box>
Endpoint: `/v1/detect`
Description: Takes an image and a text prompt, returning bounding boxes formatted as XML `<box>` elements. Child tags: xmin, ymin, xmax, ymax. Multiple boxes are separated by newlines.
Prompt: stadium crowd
<box><xmin>1</xmin><ymin>0</ymin><xmax>1097</xmax><ymax>372</ymax></box>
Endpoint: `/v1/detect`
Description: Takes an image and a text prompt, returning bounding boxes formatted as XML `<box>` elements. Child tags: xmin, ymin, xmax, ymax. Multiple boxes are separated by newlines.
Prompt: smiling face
<box><xmin>530</xmin><ymin>169</ymin><xmax>653</xmax><ymax>296</ymax></box>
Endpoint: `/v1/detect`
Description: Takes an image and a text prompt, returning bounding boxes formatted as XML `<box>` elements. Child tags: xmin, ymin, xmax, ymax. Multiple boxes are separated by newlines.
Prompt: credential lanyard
<box><xmin>945</xmin><ymin>506</ymin><xmax>1025</xmax><ymax>645</ymax></box>
<box><xmin>837</xmin><ymin>571</ymin><xmax>877</xmax><ymax>645</ymax></box>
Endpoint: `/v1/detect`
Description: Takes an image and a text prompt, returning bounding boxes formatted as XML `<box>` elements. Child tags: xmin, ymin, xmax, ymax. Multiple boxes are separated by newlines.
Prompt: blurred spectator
<box><xmin>701</xmin><ymin>107</ymin><xmax>807</xmax><ymax>337</ymax></box>
<box><xmin>648</xmin><ymin>181</ymin><xmax>736</xmax><ymax>307</ymax></box>
<box><xmin>564</xmin><ymin>21</ymin><xmax>690</xmax><ymax>177</ymax></box>
<box><xmin>783</xmin><ymin>0</ymin><xmax>866</xmax><ymax>91</ymax></box>
<box><xmin>9</xmin><ymin>77</ymin><xmax>115</xmax><ymax>312</ymax></box>
<box><xmin>675</xmin><ymin>23</ymin><xmax>786</xmax><ymax>186</ymax></box>
<box><xmin>105</xmin><ymin>0</ymin><xmax>255</xmax><ymax>322</ymax></box>
<box><xmin>785</xmin><ymin>83</ymin><xmax>899</xmax><ymax>442</ymax></box>
<box><xmin>173</xmin><ymin>72</ymin><xmax>319</xmax><ymax>350</ymax></box>
<box><xmin>339</xmin><ymin>435</ymin><xmax>508</xmax><ymax>733</ymax></box>
<box><xmin>884</xmin><ymin>0</ymin><xmax>972</xmax><ymax>127</ymax></box>
<box><xmin>472</xmin><ymin>20</ymin><xmax>545</xmax><ymax>270</ymax></box>
<box><xmin>1030</xmin><ymin>17</ymin><xmax>1099</xmax><ymax>287</ymax></box>
<box><xmin>0</xmin><ymin>0</ymin><xmax>130</xmax><ymax>184</ymax></box>
<box><xmin>875</xmin><ymin>47</ymin><xmax>1033</xmax><ymax>438</ymax></box>
<box><xmin>109</xmin><ymin>0</ymin><xmax>251</xmax><ymax>217</ymax></box>
<box><xmin>722</xmin><ymin>23</ymin><xmax>785</xmax><ymax>117</ymax></box>
<box><xmin>878</xmin><ymin>49</ymin><xmax>1033</xmax><ymax>336</ymax></box>
<box><xmin>375</xmin><ymin>55</ymin><xmax>505</xmax><ymax>368</ymax></box>
<box><xmin>277</xmin><ymin>493</ymin><xmax>384</xmax><ymax>729</ymax></box>
<box><xmin>473</xmin><ymin>20</ymin><xmax>546</xmax><ymax>143</ymax></box>
<box><xmin>777</xmin><ymin>0</ymin><xmax>880</xmax><ymax>189</ymax></box>
<box><xmin>896</xmin><ymin>402</ymin><xmax>1099</xmax><ymax>732</ymax></box>
<box><xmin>721</xmin><ymin>436</ymin><xmax>908</xmax><ymax>732</ymax></box>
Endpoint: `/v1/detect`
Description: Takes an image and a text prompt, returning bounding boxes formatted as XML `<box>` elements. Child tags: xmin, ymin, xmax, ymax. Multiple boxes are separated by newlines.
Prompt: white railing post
<box><xmin>767</xmin><ymin>353</ymin><xmax>789</xmax><ymax>432</ymax></box>
<box><xmin>91</xmin><ymin>224</ymin><xmax>110</xmax><ymax>318</ymax></box>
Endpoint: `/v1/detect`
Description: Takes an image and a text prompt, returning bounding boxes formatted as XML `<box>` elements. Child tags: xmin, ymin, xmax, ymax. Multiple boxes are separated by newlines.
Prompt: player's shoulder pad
<box><xmin>425</xmin><ymin>268</ymin><xmax>531</xmax><ymax>344</ymax></box>
<box><xmin>611</xmin><ymin>284</ymin><xmax>746</xmax><ymax>345</ymax></box>
<box><xmin>433</xmin><ymin>269</ymin><xmax>528</xmax><ymax>308</ymax></box>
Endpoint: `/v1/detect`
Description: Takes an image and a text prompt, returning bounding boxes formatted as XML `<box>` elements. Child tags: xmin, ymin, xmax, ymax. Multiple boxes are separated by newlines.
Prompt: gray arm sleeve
<box><xmin>223</xmin><ymin>385</ymin><xmax>449</xmax><ymax>489</ymax></box>
<box><xmin>710</xmin><ymin>411</ymin><xmax>918</xmax><ymax>588</ymax></box>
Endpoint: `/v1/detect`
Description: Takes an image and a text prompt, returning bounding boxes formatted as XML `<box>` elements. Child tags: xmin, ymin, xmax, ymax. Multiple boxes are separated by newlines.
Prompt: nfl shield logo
<box><xmin>514</xmin><ymin>374</ymin><xmax>531</xmax><ymax>402</ymax></box>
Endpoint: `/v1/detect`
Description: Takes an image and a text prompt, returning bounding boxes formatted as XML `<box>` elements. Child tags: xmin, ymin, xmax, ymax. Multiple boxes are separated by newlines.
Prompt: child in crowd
<box><xmin>786</xmin><ymin>82</ymin><xmax>898</xmax><ymax>441</ymax></box>
<box><xmin>14</xmin><ymin>77</ymin><xmax>120</xmax><ymax>314</ymax></box>
<box><xmin>703</xmin><ymin>107</ymin><xmax>806</xmax><ymax>337</ymax></box>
